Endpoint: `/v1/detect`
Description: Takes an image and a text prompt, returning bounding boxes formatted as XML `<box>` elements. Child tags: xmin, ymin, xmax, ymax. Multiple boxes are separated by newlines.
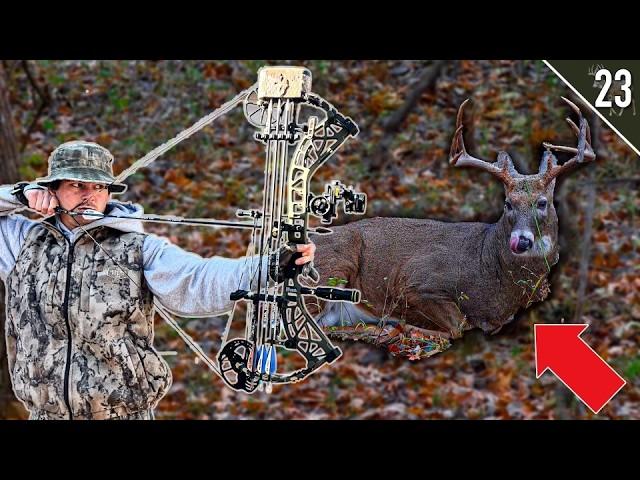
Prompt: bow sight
<box><xmin>309</xmin><ymin>180</ymin><xmax>367</xmax><ymax>224</ymax></box>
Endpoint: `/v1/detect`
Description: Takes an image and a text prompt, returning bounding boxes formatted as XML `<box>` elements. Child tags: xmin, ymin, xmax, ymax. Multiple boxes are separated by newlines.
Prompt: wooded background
<box><xmin>0</xmin><ymin>60</ymin><xmax>637</xmax><ymax>419</ymax></box>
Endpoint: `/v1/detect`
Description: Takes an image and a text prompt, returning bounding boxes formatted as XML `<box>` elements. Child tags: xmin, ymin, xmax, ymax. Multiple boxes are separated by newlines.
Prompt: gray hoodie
<box><xmin>0</xmin><ymin>185</ymin><xmax>266</xmax><ymax>317</ymax></box>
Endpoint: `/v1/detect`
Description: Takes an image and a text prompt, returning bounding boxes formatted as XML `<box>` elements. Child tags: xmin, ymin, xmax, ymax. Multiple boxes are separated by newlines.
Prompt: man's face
<box><xmin>53</xmin><ymin>180</ymin><xmax>111</xmax><ymax>227</ymax></box>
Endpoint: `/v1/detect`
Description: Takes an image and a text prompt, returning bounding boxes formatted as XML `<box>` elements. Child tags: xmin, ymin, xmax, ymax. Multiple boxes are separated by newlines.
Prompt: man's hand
<box><xmin>294</xmin><ymin>242</ymin><xmax>315</xmax><ymax>265</ymax></box>
<box><xmin>269</xmin><ymin>242</ymin><xmax>317</xmax><ymax>283</ymax></box>
<box><xmin>25</xmin><ymin>188</ymin><xmax>59</xmax><ymax>216</ymax></box>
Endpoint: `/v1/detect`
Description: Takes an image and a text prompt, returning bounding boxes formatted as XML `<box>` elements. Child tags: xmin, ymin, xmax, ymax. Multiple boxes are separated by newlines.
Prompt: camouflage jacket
<box><xmin>5</xmin><ymin>218</ymin><xmax>171</xmax><ymax>419</ymax></box>
<box><xmin>0</xmin><ymin>186</ymin><xmax>267</xmax><ymax>419</ymax></box>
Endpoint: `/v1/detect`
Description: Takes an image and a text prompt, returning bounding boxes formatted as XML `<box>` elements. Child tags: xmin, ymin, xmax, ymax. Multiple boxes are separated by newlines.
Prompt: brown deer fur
<box><xmin>311</xmin><ymin>98</ymin><xmax>596</xmax><ymax>342</ymax></box>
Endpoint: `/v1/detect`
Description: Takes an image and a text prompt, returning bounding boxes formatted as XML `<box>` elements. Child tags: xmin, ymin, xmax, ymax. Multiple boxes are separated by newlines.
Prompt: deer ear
<box><xmin>538</xmin><ymin>150</ymin><xmax>558</xmax><ymax>174</ymax></box>
<box><xmin>496</xmin><ymin>151</ymin><xmax>520</xmax><ymax>177</ymax></box>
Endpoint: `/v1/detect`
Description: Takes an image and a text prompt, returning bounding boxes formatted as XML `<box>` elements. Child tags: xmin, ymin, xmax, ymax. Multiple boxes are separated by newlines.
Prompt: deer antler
<box><xmin>588</xmin><ymin>64</ymin><xmax>606</xmax><ymax>76</ymax></box>
<box><xmin>540</xmin><ymin>97</ymin><xmax>596</xmax><ymax>186</ymax></box>
<box><xmin>449</xmin><ymin>99</ymin><xmax>519</xmax><ymax>188</ymax></box>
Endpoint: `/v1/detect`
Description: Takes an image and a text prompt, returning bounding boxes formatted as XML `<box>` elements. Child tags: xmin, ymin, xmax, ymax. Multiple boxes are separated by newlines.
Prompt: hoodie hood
<box><xmin>97</xmin><ymin>201</ymin><xmax>145</xmax><ymax>234</ymax></box>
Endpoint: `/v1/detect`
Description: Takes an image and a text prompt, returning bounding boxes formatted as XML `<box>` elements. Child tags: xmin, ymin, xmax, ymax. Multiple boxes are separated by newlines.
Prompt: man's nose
<box><xmin>80</xmin><ymin>189</ymin><xmax>95</xmax><ymax>200</ymax></box>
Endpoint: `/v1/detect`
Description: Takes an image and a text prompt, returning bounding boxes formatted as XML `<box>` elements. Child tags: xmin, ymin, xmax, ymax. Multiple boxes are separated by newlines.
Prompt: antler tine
<box><xmin>565</xmin><ymin>116</ymin><xmax>591</xmax><ymax>145</ymax></box>
<box><xmin>448</xmin><ymin>99</ymin><xmax>515</xmax><ymax>187</ymax></box>
<box><xmin>449</xmin><ymin>98</ymin><xmax>470</xmax><ymax>163</ymax></box>
<box><xmin>561</xmin><ymin>96</ymin><xmax>581</xmax><ymax>116</ymax></box>
<box><xmin>560</xmin><ymin>96</ymin><xmax>591</xmax><ymax>143</ymax></box>
<box><xmin>540</xmin><ymin>97</ymin><xmax>596</xmax><ymax>186</ymax></box>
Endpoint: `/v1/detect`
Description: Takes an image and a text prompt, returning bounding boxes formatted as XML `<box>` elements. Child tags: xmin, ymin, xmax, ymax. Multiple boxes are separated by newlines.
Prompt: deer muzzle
<box><xmin>510</xmin><ymin>230</ymin><xmax>534</xmax><ymax>254</ymax></box>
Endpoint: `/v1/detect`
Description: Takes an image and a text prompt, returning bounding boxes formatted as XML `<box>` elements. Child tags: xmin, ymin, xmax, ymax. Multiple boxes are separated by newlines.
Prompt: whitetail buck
<box><xmin>312</xmin><ymin>97</ymin><xmax>596</xmax><ymax>346</ymax></box>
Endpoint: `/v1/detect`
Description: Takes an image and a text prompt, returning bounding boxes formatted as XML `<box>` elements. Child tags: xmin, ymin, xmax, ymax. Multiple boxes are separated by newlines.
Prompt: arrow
<box><xmin>535</xmin><ymin>324</ymin><xmax>626</xmax><ymax>414</ymax></box>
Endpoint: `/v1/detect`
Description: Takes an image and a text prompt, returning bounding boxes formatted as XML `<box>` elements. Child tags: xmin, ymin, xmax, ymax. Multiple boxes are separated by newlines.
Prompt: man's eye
<box><xmin>505</xmin><ymin>201</ymin><xmax>513</xmax><ymax>211</ymax></box>
<box><xmin>537</xmin><ymin>199</ymin><xmax>548</xmax><ymax>209</ymax></box>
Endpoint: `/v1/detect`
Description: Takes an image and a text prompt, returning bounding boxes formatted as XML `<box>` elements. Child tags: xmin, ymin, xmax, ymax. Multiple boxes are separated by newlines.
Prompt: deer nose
<box><xmin>516</xmin><ymin>236</ymin><xmax>533</xmax><ymax>253</ymax></box>
<box><xmin>510</xmin><ymin>231</ymin><xmax>534</xmax><ymax>253</ymax></box>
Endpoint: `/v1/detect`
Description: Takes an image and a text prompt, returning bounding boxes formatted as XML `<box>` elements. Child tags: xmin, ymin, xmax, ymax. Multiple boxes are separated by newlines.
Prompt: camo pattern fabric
<box><xmin>48</xmin><ymin>141</ymin><xmax>114</xmax><ymax>173</ymax></box>
<box><xmin>5</xmin><ymin>220</ymin><xmax>172</xmax><ymax>420</ymax></box>
<box><xmin>29</xmin><ymin>408</ymin><xmax>155</xmax><ymax>420</ymax></box>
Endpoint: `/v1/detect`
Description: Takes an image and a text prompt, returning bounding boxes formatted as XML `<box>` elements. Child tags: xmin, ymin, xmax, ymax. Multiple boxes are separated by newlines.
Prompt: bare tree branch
<box><xmin>19</xmin><ymin>60</ymin><xmax>51</xmax><ymax>153</ymax></box>
<box><xmin>368</xmin><ymin>60</ymin><xmax>446</xmax><ymax>171</ymax></box>
<box><xmin>382</xmin><ymin>60</ymin><xmax>446</xmax><ymax>132</ymax></box>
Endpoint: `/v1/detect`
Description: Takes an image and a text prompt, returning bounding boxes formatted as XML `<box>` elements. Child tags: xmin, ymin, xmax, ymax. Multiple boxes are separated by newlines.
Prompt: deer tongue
<box><xmin>509</xmin><ymin>236</ymin><xmax>520</xmax><ymax>253</ymax></box>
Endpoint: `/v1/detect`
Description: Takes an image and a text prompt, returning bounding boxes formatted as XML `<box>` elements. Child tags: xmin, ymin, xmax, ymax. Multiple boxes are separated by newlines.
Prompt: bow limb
<box><xmin>111</xmin><ymin>83</ymin><xmax>257</xmax><ymax>187</ymax></box>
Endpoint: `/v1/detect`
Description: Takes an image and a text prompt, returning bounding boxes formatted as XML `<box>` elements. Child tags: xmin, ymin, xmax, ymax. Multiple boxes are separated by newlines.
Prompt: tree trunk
<box><xmin>553</xmin><ymin>105</ymin><xmax>601</xmax><ymax>419</ymax></box>
<box><xmin>0</xmin><ymin>62</ymin><xmax>21</xmax><ymax>184</ymax></box>
<box><xmin>0</xmin><ymin>62</ymin><xmax>22</xmax><ymax>417</ymax></box>
<box><xmin>573</xmin><ymin>114</ymin><xmax>602</xmax><ymax>323</ymax></box>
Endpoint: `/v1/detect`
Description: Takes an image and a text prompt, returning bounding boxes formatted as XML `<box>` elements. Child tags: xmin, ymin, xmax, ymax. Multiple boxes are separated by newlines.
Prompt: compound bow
<box><xmin>59</xmin><ymin>65</ymin><xmax>366</xmax><ymax>394</ymax></box>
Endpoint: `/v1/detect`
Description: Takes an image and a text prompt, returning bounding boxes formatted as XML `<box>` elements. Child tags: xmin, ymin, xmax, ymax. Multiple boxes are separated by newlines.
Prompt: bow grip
<box><xmin>302</xmin><ymin>263</ymin><xmax>320</xmax><ymax>283</ymax></box>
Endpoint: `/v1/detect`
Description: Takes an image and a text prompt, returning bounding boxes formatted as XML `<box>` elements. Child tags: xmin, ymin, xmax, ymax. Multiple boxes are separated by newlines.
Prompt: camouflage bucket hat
<box><xmin>36</xmin><ymin>141</ymin><xmax>127</xmax><ymax>194</ymax></box>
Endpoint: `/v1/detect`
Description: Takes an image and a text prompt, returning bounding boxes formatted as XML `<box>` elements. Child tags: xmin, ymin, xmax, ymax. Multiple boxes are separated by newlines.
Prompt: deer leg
<box><xmin>402</xmin><ymin>323</ymin><xmax>452</xmax><ymax>339</ymax></box>
<box><xmin>324</xmin><ymin>319</ymin><xmax>453</xmax><ymax>360</ymax></box>
<box><xmin>402</xmin><ymin>298</ymin><xmax>469</xmax><ymax>340</ymax></box>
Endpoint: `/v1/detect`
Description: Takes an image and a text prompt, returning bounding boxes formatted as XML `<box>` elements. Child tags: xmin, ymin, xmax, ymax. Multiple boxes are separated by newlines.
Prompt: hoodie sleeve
<box><xmin>0</xmin><ymin>185</ymin><xmax>39</xmax><ymax>281</ymax></box>
<box><xmin>142</xmin><ymin>233</ymin><xmax>268</xmax><ymax>317</ymax></box>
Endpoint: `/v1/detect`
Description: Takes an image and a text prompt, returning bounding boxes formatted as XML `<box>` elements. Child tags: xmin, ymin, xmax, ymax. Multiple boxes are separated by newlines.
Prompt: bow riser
<box><xmin>218</xmin><ymin>67</ymin><xmax>365</xmax><ymax>393</ymax></box>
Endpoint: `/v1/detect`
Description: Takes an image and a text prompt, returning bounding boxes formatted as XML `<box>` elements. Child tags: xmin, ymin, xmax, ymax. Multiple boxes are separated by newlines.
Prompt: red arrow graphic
<box><xmin>535</xmin><ymin>324</ymin><xmax>626</xmax><ymax>414</ymax></box>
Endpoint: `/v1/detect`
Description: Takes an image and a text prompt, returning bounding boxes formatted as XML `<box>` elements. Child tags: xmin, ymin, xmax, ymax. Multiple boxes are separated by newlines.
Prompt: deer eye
<box><xmin>505</xmin><ymin>201</ymin><xmax>513</xmax><ymax>211</ymax></box>
<box><xmin>537</xmin><ymin>199</ymin><xmax>548</xmax><ymax>210</ymax></box>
